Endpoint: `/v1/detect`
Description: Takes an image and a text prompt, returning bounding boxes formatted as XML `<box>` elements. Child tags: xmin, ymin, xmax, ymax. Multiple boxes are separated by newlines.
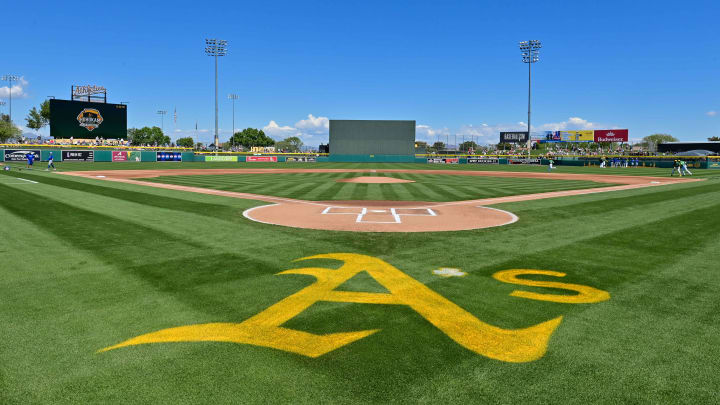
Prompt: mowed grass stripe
<box><xmin>143</xmin><ymin>172</ymin><xmax>616</xmax><ymax>202</ymax></box>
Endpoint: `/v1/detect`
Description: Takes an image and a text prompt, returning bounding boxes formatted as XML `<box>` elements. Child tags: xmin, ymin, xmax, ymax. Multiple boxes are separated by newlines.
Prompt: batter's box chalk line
<box><xmin>321</xmin><ymin>206</ymin><xmax>437</xmax><ymax>224</ymax></box>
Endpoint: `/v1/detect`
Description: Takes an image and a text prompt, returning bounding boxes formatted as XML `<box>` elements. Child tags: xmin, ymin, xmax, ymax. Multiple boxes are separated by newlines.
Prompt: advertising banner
<box><xmin>708</xmin><ymin>157</ymin><xmax>720</xmax><ymax>169</ymax></box>
<box><xmin>157</xmin><ymin>152</ymin><xmax>182</xmax><ymax>162</ymax></box>
<box><xmin>4</xmin><ymin>149</ymin><xmax>41</xmax><ymax>161</ymax></box>
<box><xmin>62</xmin><ymin>150</ymin><xmax>94</xmax><ymax>162</ymax></box>
<box><xmin>246</xmin><ymin>156</ymin><xmax>278</xmax><ymax>162</ymax></box>
<box><xmin>205</xmin><ymin>155</ymin><xmax>238</xmax><ymax>162</ymax></box>
<box><xmin>427</xmin><ymin>157</ymin><xmax>459</xmax><ymax>164</ymax></box>
<box><xmin>508</xmin><ymin>157</ymin><xmax>541</xmax><ymax>165</ymax></box>
<box><xmin>286</xmin><ymin>156</ymin><xmax>317</xmax><ymax>162</ymax></box>
<box><xmin>467</xmin><ymin>157</ymin><xmax>500</xmax><ymax>164</ymax></box>
<box><xmin>574</xmin><ymin>130</ymin><xmax>594</xmax><ymax>142</ymax></box>
<box><xmin>499</xmin><ymin>132</ymin><xmax>529</xmax><ymax>143</ymax></box>
<box><xmin>594</xmin><ymin>129</ymin><xmax>629</xmax><ymax>142</ymax></box>
<box><xmin>112</xmin><ymin>151</ymin><xmax>141</xmax><ymax>162</ymax></box>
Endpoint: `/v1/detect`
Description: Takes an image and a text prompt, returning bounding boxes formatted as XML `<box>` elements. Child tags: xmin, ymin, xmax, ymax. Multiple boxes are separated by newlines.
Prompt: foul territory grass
<box><xmin>140</xmin><ymin>172</ymin><xmax>616</xmax><ymax>201</ymax></box>
<box><xmin>0</xmin><ymin>166</ymin><xmax>719</xmax><ymax>404</ymax></box>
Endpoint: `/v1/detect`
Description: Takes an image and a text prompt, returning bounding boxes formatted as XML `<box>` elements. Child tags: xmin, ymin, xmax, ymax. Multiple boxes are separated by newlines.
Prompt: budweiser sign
<box><xmin>594</xmin><ymin>129</ymin><xmax>628</xmax><ymax>142</ymax></box>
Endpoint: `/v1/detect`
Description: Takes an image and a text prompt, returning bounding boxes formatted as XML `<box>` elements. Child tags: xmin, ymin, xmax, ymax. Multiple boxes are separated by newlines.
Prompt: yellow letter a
<box><xmin>100</xmin><ymin>254</ymin><xmax>561</xmax><ymax>362</ymax></box>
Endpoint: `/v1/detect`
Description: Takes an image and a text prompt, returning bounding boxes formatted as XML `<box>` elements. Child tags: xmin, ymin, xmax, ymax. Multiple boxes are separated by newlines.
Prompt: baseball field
<box><xmin>1</xmin><ymin>161</ymin><xmax>719</xmax><ymax>403</ymax></box>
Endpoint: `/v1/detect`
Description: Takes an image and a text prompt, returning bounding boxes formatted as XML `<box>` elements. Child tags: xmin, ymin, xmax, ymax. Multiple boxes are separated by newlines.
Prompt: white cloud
<box><xmin>0</xmin><ymin>77</ymin><xmax>29</xmax><ymax>98</ymax></box>
<box><xmin>707</xmin><ymin>110</ymin><xmax>717</xmax><ymax>117</ymax></box>
<box><xmin>294</xmin><ymin>114</ymin><xmax>329</xmax><ymax>133</ymax></box>
<box><xmin>262</xmin><ymin>114</ymin><xmax>330</xmax><ymax>142</ymax></box>
<box><xmin>538</xmin><ymin>117</ymin><xmax>596</xmax><ymax>131</ymax></box>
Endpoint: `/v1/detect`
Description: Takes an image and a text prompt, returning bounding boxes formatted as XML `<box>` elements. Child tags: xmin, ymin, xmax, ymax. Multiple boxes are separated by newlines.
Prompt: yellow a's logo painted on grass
<box><xmin>100</xmin><ymin>254</ymin><xmax>609</xmax><ymax>362</ymax></box>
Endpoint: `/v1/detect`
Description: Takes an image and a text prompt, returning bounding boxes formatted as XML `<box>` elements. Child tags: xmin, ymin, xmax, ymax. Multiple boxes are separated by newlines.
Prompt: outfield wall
<box><xmin>1</xmin><ymin>148</ymin><xmax>716</xmax><ymax>169</ymax></box>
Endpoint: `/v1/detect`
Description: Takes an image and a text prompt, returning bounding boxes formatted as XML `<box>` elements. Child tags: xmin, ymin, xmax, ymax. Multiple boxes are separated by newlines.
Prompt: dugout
<box><xmin>329</xmin><ymin>120</ymin><xmax>415</xmax><ymax>162</ymax></box>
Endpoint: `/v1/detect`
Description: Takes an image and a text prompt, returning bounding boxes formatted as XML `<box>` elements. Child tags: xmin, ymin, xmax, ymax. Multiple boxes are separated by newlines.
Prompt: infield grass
<box><xmin>0</xmin><ymin>164</ymin><xmax>719</xmax><ymax>404</ymax></box>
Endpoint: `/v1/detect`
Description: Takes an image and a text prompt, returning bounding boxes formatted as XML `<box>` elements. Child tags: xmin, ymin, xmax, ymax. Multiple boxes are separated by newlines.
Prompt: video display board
<box><xmin>50</xmin><ymin>99</ymin><xmax>127</xmax><ymax>139</ymax></box>
<box><xmin>329</xmin><ymin>120</ymin><xmax>415</xmax><ymax>156</ymax></box>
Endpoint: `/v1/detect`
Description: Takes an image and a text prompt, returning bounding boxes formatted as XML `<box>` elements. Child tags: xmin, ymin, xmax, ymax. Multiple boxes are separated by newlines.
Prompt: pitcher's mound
<box><xmin>337</xmin><ymin>176</ymin><xmax>415</xmax><ymax>184</ymax></box>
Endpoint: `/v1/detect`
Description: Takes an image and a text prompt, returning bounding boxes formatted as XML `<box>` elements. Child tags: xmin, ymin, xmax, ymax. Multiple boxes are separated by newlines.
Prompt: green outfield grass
<box><xmin>10</xmin><ymin>159</ymin><xmax>715</xmax><ymax>178</ymax></box>
<box><xmin>142</xmin><ymin>172</ymin><xmax>616</xmax><ymax>201</ymax></box>
<box><xmin>0</xmin><ymin>164</ymin><xmax>719</xmax><ymax>404</ymax></box>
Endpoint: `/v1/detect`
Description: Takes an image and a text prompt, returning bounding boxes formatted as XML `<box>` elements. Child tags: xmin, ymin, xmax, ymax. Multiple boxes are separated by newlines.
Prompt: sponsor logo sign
<box><xmin>112</xmin><ymin>151</ymin><xmax>141</xmax><ymax>162</ymax></box>
<box><xmin>427</xmin><ymin>157</ymin><xmax>459</xmax><ymax>164</ymax></box>
<box><xmin>508</xmin><ymin>158</ymin><xmax>541</xmax><ymax>165</ymax></box>
<box><xmin>467</xmin><ymin>157</ymin><xmax>499</xmax><ymax>164</ymax></box>
<box><xmin>61</xmin><ymin>150</ymin><xmax>94</xmax><ymax>162</ymax></box>
<box><xmin>286</xmin><ymin>156</ymin><xmax>317</xmax><ymax>162</ymax></box>
<box><xmin>205</xmin><ymin>155</ymin><xmax>238</xmax><ymax>162</ymax></box>
<box><xmin>500</xmin><ymin>132</ymin><xmax>529</xmax><ymax>143</ymax></box>
<box><xmin>157</xmin><ymin>152</ymin><xmax>182</xmax><ymax>162</ymax></box>
<box><xmin>594</xmin><ymin>129</ymin><xmax>629</xmax><ymax>142</ymax></box>
<box><xmin>76</xmin><ymin>108</ymin><xmax>104</xmax><ymax>132</ymax></box>
<box><xmin>246</xmin><ymin>156</ymin><xmax>278</xmax><ymax>162</ymax></box>
<box><xmin>4</xmin><ymin>149</ymin><xmax>41</xmax><ymax>161</ymax></box>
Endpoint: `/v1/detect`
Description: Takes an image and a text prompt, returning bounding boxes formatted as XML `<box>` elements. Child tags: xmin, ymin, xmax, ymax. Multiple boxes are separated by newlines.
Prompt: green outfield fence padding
<box><xmin>317</xmin><ymin>156</ymin><xmax>329</xmax><ymax>162</ymax></box>
<box><xmin>181</xmin><ymin>152</ymin><xmax>195</xmax><ymax>162</ymax></box>
<box><xmin>329</xmin><ymin>154</ymin><xmax>415</xmax><ymax>163</ymax></box>
<box><xmin>141</xmin><ymin>151</ymin><xmax>157</xmax><ymax>162</ymax></box>
<box><xmin>94</xmin><ymin>150</ymin><xmax>112</xmax><ymax>162</ymax></box>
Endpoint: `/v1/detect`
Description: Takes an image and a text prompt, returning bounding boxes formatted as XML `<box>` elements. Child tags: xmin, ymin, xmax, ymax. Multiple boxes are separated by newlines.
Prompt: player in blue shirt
<box><xmin>47</xmin><ymin>152</ymin><xmax>56</xmax><ymax>171</ymax></box>
<box><xmin>26</xmin><ymin>152</ymin><xmax>35</xmax><ymax>169</ymax></box>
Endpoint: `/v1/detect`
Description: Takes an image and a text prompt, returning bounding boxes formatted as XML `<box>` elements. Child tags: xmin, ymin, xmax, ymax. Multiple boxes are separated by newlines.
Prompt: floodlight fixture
<box><xmin>157</xmin><ymin>110</ymin><xmax>167</xmax><ymax>134</ymax></box>
<box><xmin>518</xmin><ymin>40</ymin><xmax>542</xmax><ymax>157</ymax></box>
<box><xmin>2</xmin><ymin>74</ymin><xmax>21</xmax><ymax>123</ymax></box>
<box><xmin>206</xmin><ymin>38</ymin><xmax>228</xmax><ymax>151</ymax></box>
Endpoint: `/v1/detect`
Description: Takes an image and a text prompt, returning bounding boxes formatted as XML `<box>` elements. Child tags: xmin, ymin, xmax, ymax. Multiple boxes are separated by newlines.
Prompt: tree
<box><xmin>128</xmin><ymin>126</ymin><xmax>170</xmax><ymax>146</ymax></box>
<box><xmin>459</xmin><ymin>141</ymin><xmax>478</xmax><ymax>152</ymax></box>
<box><xmin>0</xmin><ymin>120</ymin><xmax>21</xmax><ymax>143</ymax></box>
<box><xmin>275</xmin><ymin>136</ymin><xmax>303</xmax><ymax>152</ymax></box>
<box><xmin>643</xmin><ymin>133</ymin><xmax>678</xmax><ymax>146</ymax></box>
<box><xmin>229</xmin><ymin>128</ymin><xmax>274</xmax><ymax>148</ymax></box>
<box><xmin>25</xmin><ymin>105</ymin><xmax>49</xmax><ymax>134</ymax></box>
<box><xmin>432</xmin><ymin>141</ymin><xmax>445</xmax><ymax>151</ymax></box>
<box><xmin>708</xmin><ymin>136</ymin><xmax>720</xmax><ymax>141</ymax></box>
<box><xmin>176</xmin><ymin>137</ymin><xmax>194</xmax><ymax>148</ymax></box>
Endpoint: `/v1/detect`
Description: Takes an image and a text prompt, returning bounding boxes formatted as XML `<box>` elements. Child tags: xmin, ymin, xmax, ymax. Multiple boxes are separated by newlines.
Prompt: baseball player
<box><xmin>25</xmin><ymin>152</ymin><xmax>35</xmax><ymax>169</ymax></box>
<box><xmin>680</xmin><ymin>159</ymin><xmax>692</xmax><ymax>176</ymax></box>
<box><xmin>547</xmin><ymin>157</ymin><xmax>555</xmax><ymax>172</ymax></box>
<box><xmin>46</xmin><ymin>152</ymin><xmax>56</xmax><ymax>171</ymax></box>
<box><xmin>670</xmin><ymin>160</ymin><xmax>681</xmax><ymax>176</ymax></box>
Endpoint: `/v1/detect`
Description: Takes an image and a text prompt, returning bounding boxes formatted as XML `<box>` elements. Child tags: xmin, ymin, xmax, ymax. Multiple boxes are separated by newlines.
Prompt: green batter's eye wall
<box><xmin>329</xmin><ymin>120</ymin><xmax>415</xmax><ymax>156</ymax></box>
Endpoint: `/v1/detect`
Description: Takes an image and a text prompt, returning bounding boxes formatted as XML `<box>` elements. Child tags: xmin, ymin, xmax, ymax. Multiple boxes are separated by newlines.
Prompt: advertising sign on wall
<box><xmin>286</xmin><ymin>156</ymin><xmax>317</xmax><ymax>162</ymax></box>
<box><xmin>112</xmin><ymin>151</ymin><xmax>141</xmax><ymax>162</ymax></box>
<box><xmin>62</xmin><ymin>150</ymin><xmax>94</xmax><ymax>162</ymax></box>
<box><xmin>246</xmin><ymin>156</ymin><xmax>278</xmax><ymax>162</ymax></box>
<box><xmin>157</xmin><ymin>152</ymin><xmax>182</xmax><ymax>162</ymax></box>
<box><xmin>205</xmin><ymin>155</ymin><xmax>238</xmax><ymax>162</ymax></box>
<box><xmin>427</xmin><ymin>157</ymin><xmax>459</xmax><ymax>164</ymax></box>
<box><xmin>4</xmin><ymin>149</ymin><xmax>41</xmax><ymax>161</ymax></box>
<box><xmin>508</xmin><ymin>157</ymin><xmax>541</xmax><ymax>165</ymax></box>
<box><xmin>594</xmin><ymin>129</ymin><xmax>629</xmax><ymax>142</ymax></box>
<box><xmin>467</xmin><ymin>157</ymin><xmax>500</xmax><ymax>164</ymax></box>
<box><xmin>499</xmin><ymin>132</ymin><xmax>529</xmax><ymax>143</ymax></box>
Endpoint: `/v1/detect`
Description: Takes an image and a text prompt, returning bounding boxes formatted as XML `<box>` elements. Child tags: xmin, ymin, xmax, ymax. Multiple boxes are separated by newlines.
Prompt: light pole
<box><xmin>2</xmin><ymin>75</ymin><xmax>20</xmax><ymax>124</ymax></box>
<box><xmin>205</xmin><ymin>39</ymin><xmax>227</xmax><ymax>152</ymax></box>
<box><xmin>228</xmin><ymin>93</ymin><xmax>239</xmax><ymax>144</ymax></box>
<box><xmin>157</xmin><ymin>110</ymin><xmax>167</xmax><ymax>135</ymax></box>
<box><xmin>519</xmin><ymin>40</ymin><xmax>541</xmax><ymax>158</ymax></box>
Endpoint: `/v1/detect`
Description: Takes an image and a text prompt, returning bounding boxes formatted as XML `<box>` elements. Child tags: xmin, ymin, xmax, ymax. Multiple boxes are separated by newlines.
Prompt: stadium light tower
<box><xmin>205</xmin><ymin>39</ymin><xmax>227</xmax><ymax>151</ymax></box>
<box><xmin>157</xmin><ymin>110</ymin><xmax>167</xmax><ymax>135</ymax></box>
<box><xmin>228</xmin><ymin>93</ymin><xmax>239</xmax><ymax>141</ymax></box>
<box><xmin>2</xmin><ymin>75</ymin><xmax>20</xmax><ymax>124</ymax></box>
<box><xmin>519</xmin><ymin>40</ymin><xmax>541</xmax><ymax>157</ymax></box>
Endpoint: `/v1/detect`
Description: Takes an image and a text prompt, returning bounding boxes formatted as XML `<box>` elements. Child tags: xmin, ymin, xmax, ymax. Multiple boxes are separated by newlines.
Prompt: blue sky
<box><xmin>3</xmin><ymin>0</ymin><xmax>718</xmax><ymax>146</ymax></box>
